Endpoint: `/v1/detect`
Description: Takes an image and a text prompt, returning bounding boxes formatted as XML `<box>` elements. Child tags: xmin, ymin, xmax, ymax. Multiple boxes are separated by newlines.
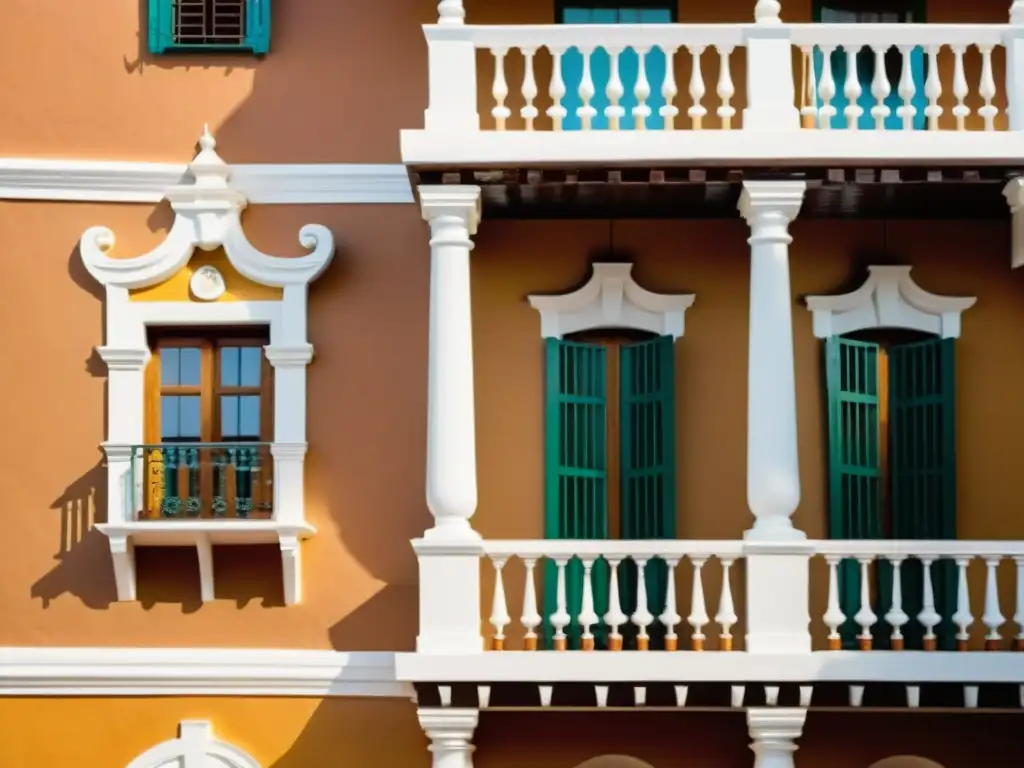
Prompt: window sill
<box><xmin>96</xmin><ymin>520</ymin><xmax>314</xmax><ymax>606</ymax></box>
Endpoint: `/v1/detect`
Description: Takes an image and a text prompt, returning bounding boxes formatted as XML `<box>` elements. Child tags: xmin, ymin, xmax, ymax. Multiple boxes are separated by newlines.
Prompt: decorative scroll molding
<box><xmin>527</xmin><ymin>263</ymin><xmax>695</xmax><ymax>339</ymax></box>
<box><xmin>127</xmin><ymin>721</ymin><xmax>260</xmax><ymax>768</ymax></box>
<box><xmin>805</xmin><ymin>265</ymin><xmax>976</xmax><ymax>339</ymax></box>
<box><xmin>81</xmin><ymin>128</ymin><xmax>336</xmax><ymax>607</ymax></box>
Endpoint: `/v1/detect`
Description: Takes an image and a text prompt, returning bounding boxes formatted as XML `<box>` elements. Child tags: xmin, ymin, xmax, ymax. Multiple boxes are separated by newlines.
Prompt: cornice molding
<box><xmin>0</xmin><ymin>647</ymin><xmax>411</xmax><ymax>698</ymax></box>
<box><xmin>0</xmin><ymin>158</ymin><xmax>413</xmax><ymax>204</ymax></box>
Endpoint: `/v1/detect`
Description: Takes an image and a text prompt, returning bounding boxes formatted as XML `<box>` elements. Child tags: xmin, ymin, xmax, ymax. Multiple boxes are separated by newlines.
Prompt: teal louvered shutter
<box><xmin>887</xmin><ymin>336</ymin><xmax>957</xmax><ymax>649</ymax></box>
<box><xmin>148</xmin><ymin>0</ymin><xmax>174</xmax><ymax>54</ymax></box>
<box><xmin>544</xmin><ymin>338</ymin><xmax>610</xmax><ymax>649</ymax></box>
<box><xmin>825</xmin><ymin>336</ymin><xmax>883</xmax><ymax>647</ymax></box>
<box><xmin>245</xmin><ymin>0</ymin><xmax>272</xmax><ymax>54</ymax></box>
<box><xmin>619</xmin><ymin>335</ymin><xmax>676</xmax><ymax>649</ymax></box>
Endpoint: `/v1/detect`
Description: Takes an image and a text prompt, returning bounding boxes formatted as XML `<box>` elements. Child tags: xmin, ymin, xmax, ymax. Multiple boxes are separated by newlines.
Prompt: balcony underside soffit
<box><xmin>411</xmin><ymin>166</ymin><xmax>1023</xmax><ymax>220</ymax></box>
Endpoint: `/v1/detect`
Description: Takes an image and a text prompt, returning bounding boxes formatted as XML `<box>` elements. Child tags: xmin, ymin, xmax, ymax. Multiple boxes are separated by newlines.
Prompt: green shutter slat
<box><xmin>620</xmin><ymin>335</ymin><xmax>676</xmax><ymax>649</ymax></box>
<box><xmin>888</xmin><ymin>336</ymin><xmax>957</xmax><ymax>649</ymax></box>
<box><xmin>246</xmin><ymin>0</ymin><xmax>271</xmax><ymax>54</ymax></box>
<box><xmin>148</xmin><ymin>0</ymin><xmax>174</xmax><ymax>54</ymax></box>
<box><xmin>826</xmin><ymin>336</ymin><xmax>882</xmax><ymax>648</ymax></box>
<box><xmin>544</xmin><ymin>338</ymin><xmax>609</xmax><ymax>649</ymax></box>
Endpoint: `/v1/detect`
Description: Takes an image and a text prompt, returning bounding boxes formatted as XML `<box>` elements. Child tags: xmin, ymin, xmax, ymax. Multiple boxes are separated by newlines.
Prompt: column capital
<box><xmin>419</xmin><ymin>185</ymin><xmax>482</xmax><ymax>237</ymax></box>
<box><xmin>747</xmin><ymin>707</ymin><xmax>806</xmax><ymax>768</ymax></box>
<box><xmin>1003</xmin><ymin>179</ymin><xmax>1024</xmax><ymax>268</ymax></box>
<box><xmin>418</xmin><ymin>707</ymin><xmax>478</xmax><ymax>767</ymax></box>
<box><xmin>738</xmin><ymin>181</ymin><xmax>807</xmax><ymax>225</ymax></box>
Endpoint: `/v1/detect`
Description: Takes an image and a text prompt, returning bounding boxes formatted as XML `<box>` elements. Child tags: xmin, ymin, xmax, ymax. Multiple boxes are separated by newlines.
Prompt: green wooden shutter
<box><xmin>825</xmin><ymin>336</ymin><xmax>883</xmax><ymax>647</ymax></box>
<box><xmin>544</xmin><ymin>338</ymin><xmax>609</xmax><ymax>649</ymax></box>
<box><xmin>888</xmin><ymin>336</ymin><xmax>957</xmax><ymax>649</ymax></box>
<box><xmin>245</xmin><ymin>0</ymin><xmax>272</xmax><ymax>54</ymax></box>
<box><xmin>620</xmin><ymin>335</ymin><xmax>676</xmax><ymax>649</ymax></box>
<box><xmin>148</xmin><ymin>0</ymin><xmax>174</xmax><ymax>54</ymax></box>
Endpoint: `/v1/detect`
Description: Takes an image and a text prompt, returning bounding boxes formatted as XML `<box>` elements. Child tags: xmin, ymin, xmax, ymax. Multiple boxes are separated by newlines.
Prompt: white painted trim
<box><xmin>395</xmin><ymin>650</ymin><xmax>1024</xmax><ymax>684</ymax></box>
<box><xmin>0</xmin><ymin>159</ymin><xmax>413</xmax><ymax>204</ymax></box>
<box><xmin>0</xmin><ymin>648</ymin><xmax>411</xmax><ymax>698</ymax></box>
<box><xmin>805</xmin><ymin>265</ymin><xmax>977</xmax><ymax>339</ymax></box>
<box><xmin>127</xmin><ymin>721</ymin><xmax>261</xmax><ymax>768</ymax></box>
<box><xmin>81</xmin><ymin>129</ymin><xmax>335</xmax><ymax>606</ymax></box>
<box><xmin>527</xmin><ymin>263</ymin><xmax>695</xmax><ymax>339</ymax></box>
<box><xmin>401</xmin><ymin>128</ymin><xmax>1024</xmax><ymax>167</ymax></box>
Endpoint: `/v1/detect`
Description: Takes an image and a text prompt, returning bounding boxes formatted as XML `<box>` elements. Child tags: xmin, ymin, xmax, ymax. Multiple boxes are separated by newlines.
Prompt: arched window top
<box><xmin>573</xmin><ymin>756</ymin><xmax>657</xmax><ymax>768</ymax></box>
<box><xmin>805</xmin><ymin>265</ymin><xmax>976</xmax><ymax>339</ymax></box>
<box><xmin>528</xmin><ymin>263</ymin><xmax>695</xmax><ymax>340</ymax></box>
<box><xmin>127</xmin><ymin>721</ymin><xmax>260</xmax><ymax>768</ymax></box>
<box><xmin>868</xmin><ymin>757</ymin><xmax>946</xmax><ymax>768</ymax></box>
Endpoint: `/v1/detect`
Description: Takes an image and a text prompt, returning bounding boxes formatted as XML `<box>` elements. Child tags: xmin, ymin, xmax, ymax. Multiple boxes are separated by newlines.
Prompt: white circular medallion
<box><xmin>190</xmin><ymin>265</ymin><xmax>226</xmax><ymax>301</ymax></box>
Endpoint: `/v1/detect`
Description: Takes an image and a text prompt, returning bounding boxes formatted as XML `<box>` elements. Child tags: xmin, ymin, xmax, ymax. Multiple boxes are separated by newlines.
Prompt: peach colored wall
<box><xmin>0</xmin><ymin>0</ymin><xmax>1013</xmax><ymax>160</ymax></box>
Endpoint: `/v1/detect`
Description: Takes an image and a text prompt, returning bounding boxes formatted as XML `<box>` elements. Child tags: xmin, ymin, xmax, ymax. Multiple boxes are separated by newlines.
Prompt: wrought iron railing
<box><xmin>130</xmin><ymin>442</ymin><xmax>273</xmax><ymax>520</ymax></box>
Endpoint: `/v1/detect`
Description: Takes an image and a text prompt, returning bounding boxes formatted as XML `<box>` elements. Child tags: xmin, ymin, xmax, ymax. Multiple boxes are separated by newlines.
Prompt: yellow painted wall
<box><xmin>129</xmin><ymin>251</ymin><xmax>283</xmax><ymax>302</ymax></box>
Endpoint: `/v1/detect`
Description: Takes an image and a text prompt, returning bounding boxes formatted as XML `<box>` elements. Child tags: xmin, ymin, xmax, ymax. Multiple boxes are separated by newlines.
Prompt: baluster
<box><xmin>660</xmin><ymin>46</ymin><xmax>679</xmax><ymax>130</ymax></box>
<box><xmin>578</xmin><ymin>47</ymin><xmax>597</xmax><ymax>131</ymax></box>
<box><xmin>234</xmin><ymin>447</ymin><xmax>252</xmax><ymax>518</ymax></box>
<box><xmin>659</xmin><ymin>557</ymin><xmax>682</xmax><ymax>651</ymax></box>
<box><xmin>818</xmin><ymin>46</ymin><xmax>837</xmax><ymax>130</ymax></box>
<box><xmin>185</xmin><ymin>448</ymin><xmax>201</xmax><ymax>517</ymax></box>
<box><xmin>978</xmin><ymin>45</ymin><xmax>998</xmax><ymax>131</ymax></box>
<box><xmin>870</xmin><ymin>45</ymin><xmax>891</xmax><ymax>130</ymax></box>
<box><xmin>924</xmin><ymin>44</ymin><xmax>943</xmax><ymax>130</ymax></box>
<box><xmin>604</xmin><ymin>558</ymin><xmax>627</xmax><ymax>651</ymax></box>
<box><xmin>578</xmin><ymin>557</ymin><xmax>599</xmax><ymax>650</ymax></box>
<box><xmin>688</xmin><ymin>45</ymin><xmax>707</xmax><ymax>130</ymax></box>
<box><xmin>885</xmin><ymin>557</ymin><xmax>909</xmax><ymax>650</ymax></box>
<box><xmin>212</xmin><ymin>448</ymin><xmax>228</xmax><ymax>517</ymax></box>
<box><xmin>717</xmin><ymin>46</ymin><xmax>736</xmax><ymax>130</ymax></box>
<box><xmin>632</xmin><ymin>557</ymin><xmax>654</xmax><ymax>651</ymax></box>
<box><xmin>844</xmin><ymin>44</ymin><xmax>864</xmax><ymax>130</ymax></box>
<box><xmin>951</xmin><ymin>45</ymin><xmax>969</xmax><ymax>131</ymax></box>
<box><xmin>824</xmin><ymin>556</ymin><xmax>846</xmax><ymax>650</ymax></box>
<box><xmin>521</xmin><ymin>48</ymin><xmax>538</xmax><ymax>131</ymax></box>
<box><xmin>633</xmin><ymin>47</ymin><xmax>651</xmax><ymax>130</ymax></box>
<box><xmin>897</xmin><ymin>45</ymin><xmax>918</xmax><ymax>130</ymax></box>
<box><xmin>491</xmin><ymin>48</ymin><xmax>511</xmax><ymax>131</ymax></box>
<box><xmin>547</xmin><ymin>48</ymin><xmax>568</xmax><ymax>131</ymax></box>
<box><xmin>1014</xmin><ymin>556</ymin><xmax>1024</xmax><ymax>651</ymax></box>
<box><xmin>855</xmin><ymin>557</ymin><xmax>877</xmax><ymax>650</ymax></box>
<box><xmin>799</xmin><ymin>46</ymin><xmax>817</xmax><ymax>129</ymax></box>
<box><xmin>490</xmin><ymin>557</ymin><xmax>510</xmax><ymax>650</ymax></box>
<box><xmin>521</xmin><ymin>557</ymin><xmax>541</xmax><ymax>650</ymax></box>
<box><xmin>162</xmin><ymin>446</ymin><xmax>180</xmax><ymax>518</ymax></box>
<box><xmin>982</xmin><ymin>556</ymin><xmax>1005</xmax><ymax>651</ymax></box>
<box><xmin>688</xmin><ymin>556</ymin><xmax>709</xmax><ymax>651</ymax></box>
<box><xmin>918</xmin><ymin>557</ymin><xmax>941</xmax><ymax>650</ymax></box>
<box><xmin>952</xmin><ymin>557</ymin><xmax>974</xmax><ymax>651</ymax></box>
<box><xmin>715</xmin><ymin>557</ymin><xmax>738</xmax><ymax>651</ymax></box>
<box><xmin>227</xmin><ymin>447</ymin><xmax>239</xmax><ymax>516</ymax></box>
<box><xmin>551</xmin><ymin>558</ymin><xmax>571</xmax><ymax>651</ymax></box>
<box><xmin>605</xmin><ymin>47</ymin><xmax>625</xmax><ymax>130</ymax></box>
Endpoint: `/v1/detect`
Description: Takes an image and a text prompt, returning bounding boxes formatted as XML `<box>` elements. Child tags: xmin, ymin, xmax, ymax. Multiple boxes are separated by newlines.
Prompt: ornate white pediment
<box><xmin>79</xmin><ymin>126</ymin><xmax>334</xmax><ymax>290</ymax></box>
<box><xmin>805</xmin><ymin>265</ymin><xmax>976</xmax><ymax>339</ymax></box>
<box><xmin>527</xmin><ymin>263</ymin><xmax>695</xmax><ymax>339</ymax></box>
<box><xmin>126</xmin><ymin>721</ymin><xmax>260</xmax><ymax>768</ymax></box>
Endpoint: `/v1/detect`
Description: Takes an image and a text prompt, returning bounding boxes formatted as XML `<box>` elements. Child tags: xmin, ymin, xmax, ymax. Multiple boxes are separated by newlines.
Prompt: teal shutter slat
<box><xmin>148</xmin><ymin>0</ymin><xmax>174</xmax><ymax>54</ymax></box>
<box><xmin>826</xmin><ymin>336</ymin><xmax>883</xmax><ymax>648</ymax></box>
<box><xmin>620</xmin><ymin>335</ymin><xmax>676</xmax><ymax>649</ymax></box>
<box><xmin>544</xmin><ymin>338</ymin><xmax>609</xmax><ymax>649</ymax></box>
<box><xmin>246</xmin><ymin>0</ymin><xmax>271</xmax><ymax>54</ymax></box>
<box><xmin>888</xmin><ymin>336</ymin><xmax>957</xmax><ymax>649</ymax></box>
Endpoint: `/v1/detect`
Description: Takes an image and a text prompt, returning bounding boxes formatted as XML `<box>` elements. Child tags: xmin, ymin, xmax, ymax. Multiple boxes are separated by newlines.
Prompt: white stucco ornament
<box><xmin>189</xmin><ymin>264</ymin><xmax>226</xmax><ymax>301</ymax></box>
<box><xmin>126</xmin><ymin>720</ymin><xmax>260</xmax><ymax>768</ymax></box>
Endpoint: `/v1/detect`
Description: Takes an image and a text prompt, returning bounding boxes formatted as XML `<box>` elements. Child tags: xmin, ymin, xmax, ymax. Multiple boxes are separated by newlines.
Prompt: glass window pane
<box><xmin>221</xmin><ymin>347</ymin><xmax>239</xmax><ymax>387</ymax></box>
<box><xmin>221</xmin><ymin>395</ymin><xmax>239</xmax><ymax>437</ymax></box>
<box><xmin>179</xmin><ymin>396</ymin><xmax>202</xmax><ymax>438</ymax></box>
<box><xmin>239</xmin><ymin>396</ymin><xmax>261</xmax><ymax>438</ymax></box>
<box><xmin>179</xmin><ymin>348</ymin><xmax>202</xmax><ymax>387</ymax></box>
<box><xmin>161</xmin><ymin>396</ymin><xmax>179</xmax><ymax>439</ymax></box>
<box><xmin>240</xmin><ymin>347</ymin><xmax>262</xmax><ymax>387</ymax></box>
<box><xmin>160</xmin><ymin>348</ymin><xmax>180</xmax><ymax>386</ymax></box>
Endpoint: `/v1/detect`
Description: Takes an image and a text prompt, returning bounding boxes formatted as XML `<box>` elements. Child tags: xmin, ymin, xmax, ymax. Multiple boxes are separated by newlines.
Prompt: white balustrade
<box><xmin>483</xmin><ymin>540</ymin><xmax>743</xmax><ymax>651</ymax></box>
<box><xmin>813</xmin><ymin>541</ymin><xmax>1024</xmax><ymax>652</ymax></box>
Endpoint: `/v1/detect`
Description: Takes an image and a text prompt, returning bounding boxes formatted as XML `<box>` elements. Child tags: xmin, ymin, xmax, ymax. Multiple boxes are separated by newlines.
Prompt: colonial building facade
<box><xmin>1</xmin><ymin>0</ymin><xmax>1023</xmax><ymax>766</ymax></box>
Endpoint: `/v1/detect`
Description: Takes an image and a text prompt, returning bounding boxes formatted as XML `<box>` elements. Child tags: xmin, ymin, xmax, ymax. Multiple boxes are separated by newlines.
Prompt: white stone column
<box><xmin>747</xmin><ymin>708</ymin><xmax>806</xmax><ymax>768</ymax></box>
<box><xmin>418</xmin><ymin>708</ymin><xmax>479</xmax><ymax>768</ymax></box>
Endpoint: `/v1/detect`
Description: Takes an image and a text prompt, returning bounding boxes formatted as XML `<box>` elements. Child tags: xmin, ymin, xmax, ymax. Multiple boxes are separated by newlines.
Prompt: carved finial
<box><xmin>199</xmin><ymin>124</ymin><xmax>216</xmax><ymax>152</ymax></box>
<box><xmin>754</xmin><ymin>0</ymin><xmax>782</xmax><ymax>23</ymax></box>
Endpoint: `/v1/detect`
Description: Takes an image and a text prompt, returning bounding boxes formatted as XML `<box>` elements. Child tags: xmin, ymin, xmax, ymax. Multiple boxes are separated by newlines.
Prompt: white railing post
<box><xmin>424</xmin><ymin>26</ymin><xmax>480</xmax><ymax>133</ymax></box>
<box><xmin>1006</xmin><ymin>4</ymin><xmax>1024</xmax><ymax>129</ymax></box>
<box><xmin>743</xmin><ymin>1</ymin><xmax>799</xmax><ymax>130</ymax></box>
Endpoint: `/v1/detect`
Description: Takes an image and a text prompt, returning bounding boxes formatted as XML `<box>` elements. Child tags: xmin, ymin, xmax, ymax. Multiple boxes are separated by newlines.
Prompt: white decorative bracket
<box><xmin>527</xmin><ymin>263</ymin><xmax>695</xmax><ymax>339</ymax></box>
<box><xmin>1003</xmin><ymin>178</ymin><xmax>1024</xmax><ymax>268</ymax></box>
<box><xmin>805</xmin><ymin>265</ymin><xmax>976</xmax><ymax>339</ymax></box>
<box><xmin>127</xmin><ymin>720</ymin><xmax>261</xmax><ymax>768</ymax></box>
<box><xmin>80</xmin><ymin>127</ymin><xmax>335</xmax><ymax>608</ymax></box>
